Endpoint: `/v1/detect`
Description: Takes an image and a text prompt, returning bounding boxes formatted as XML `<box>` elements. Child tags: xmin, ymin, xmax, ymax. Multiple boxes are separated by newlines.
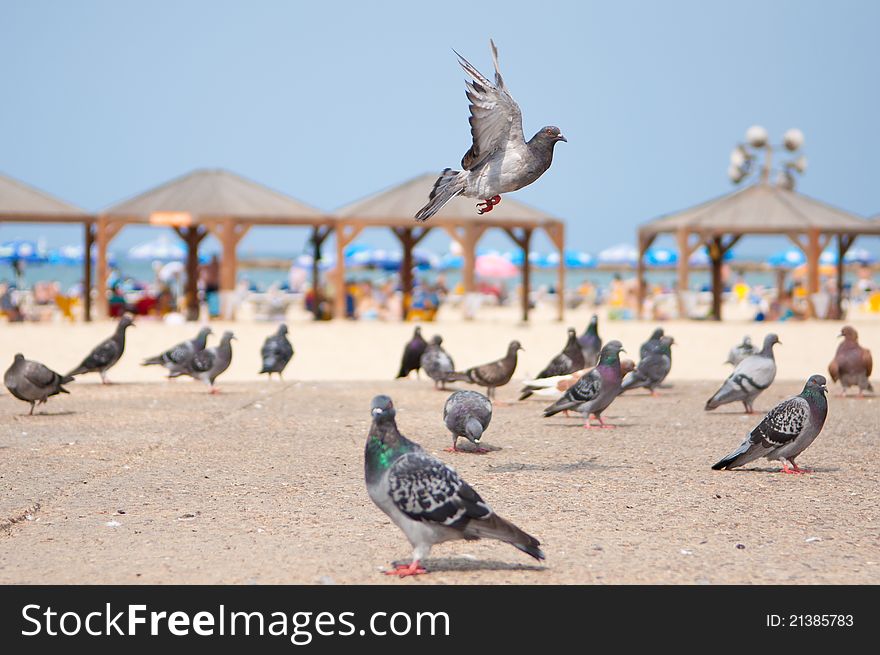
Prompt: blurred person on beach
<box><xmin>0</xmin><ymin>281</ymin><xmax>23</xmax><ymax>322</ymax></box>
<box><xmin>201</xmin><ymin>254</ymin><xmax>220</xmax><ymax>318</ymax></box>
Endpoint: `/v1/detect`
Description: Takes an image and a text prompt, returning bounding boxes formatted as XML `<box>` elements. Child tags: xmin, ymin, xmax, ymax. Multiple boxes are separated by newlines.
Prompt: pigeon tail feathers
<box><xmin>415</xmin><ymin>169</ymin><xmax>467</xmax><ymax>222</ymax></box>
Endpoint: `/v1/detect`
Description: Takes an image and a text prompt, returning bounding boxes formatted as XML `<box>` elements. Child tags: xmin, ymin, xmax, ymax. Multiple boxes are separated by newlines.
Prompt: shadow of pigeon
<box><xmin>488</xmin><ymin>458</ymin><xmax>631</xmax><ymax>473</ymax></box>
<box><xmin>391</xmin><ymin>557</ymin><xmax>546</xmax><ymax>573</ymax></box>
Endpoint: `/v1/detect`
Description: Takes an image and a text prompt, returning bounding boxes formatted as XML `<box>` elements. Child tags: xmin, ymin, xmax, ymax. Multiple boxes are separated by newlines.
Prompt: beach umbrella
<box><xmin>644</xmin><ymin>247</ymin><xmax>678</xmax><ymax>266</ymax></box>
<box><xmin>47</xmin><ymin>244</ymin><xmax>118</xmax><ymax>267</ymax></box>
<box><xmin>475</xmin><ymin>252</ymin><xmax>518</xmax><ymax>278</ymax></box>
<box><xmin>564</xmin><ymin>250</ymin><xmax>596</xmax><ymax>268</ymax></box>
<box><xmin>0</xmin><ymin>239</ymin><xmax>47</xmax><ymax>264</ymax></box>
<box><xmin>507</xmin><ymin>250</ymin><xmax>555</xmax><ymax>268</ymax></box>
<box><xmin>439</xmin><ymin>253</ymin><xmax>463</xmax><ymax>270</ymax></box>
<box><xmin>844</xmin><ymin>247</ymin><xmax>876</xmax><ymax>265</ymax></box>
<box><xmin>292</xmin><ymin>253</ymin><xmax>335</xmax><ymax>270</ymax></box>
<box><xmin>597</xmin><ymin>243</ymin><xmax>638</xmax><ymax>266</ymax></box>
<box><xmin>688</xmin><ymin>246</ymin><xmax>735</xmax><ymax>266</ymax></box>
<box><xmin>767</xmin><ymin>248</ymin><xmax>805</xmax><ymax>268</ymax></box>
<box><xmin>128</xmin><ymin>236</ymin><xmax>187</xmax><ymax>262</ymax></box>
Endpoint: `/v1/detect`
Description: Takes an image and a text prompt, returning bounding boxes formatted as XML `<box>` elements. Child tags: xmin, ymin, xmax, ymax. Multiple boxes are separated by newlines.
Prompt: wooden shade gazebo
<box><xmin>98</xmin><ymin>169</ymin><xmax>330</xmax><ymax>320</ymax></box>
<box><xmin>637</xmin><ymin>182</ymin><xmax>878</xmax><ymax>320</ymax></box>
<box><xmin>333</xmin><ymin>173</ymin><xmax>566</xmax><ymax>322</ymax></box>
<box><xmin>0</xmin><ymin>173</ymin><xmax>95</xmax><ymax>319</ymax></box>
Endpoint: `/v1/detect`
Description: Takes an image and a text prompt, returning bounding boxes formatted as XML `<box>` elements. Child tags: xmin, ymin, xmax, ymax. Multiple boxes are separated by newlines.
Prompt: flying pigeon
<box><xmin>4</xmin><ymin>354</ymin><xmax>74</xmax><ymax>415</ymax></box>
<box><xmin>446</xmin><ymin>340</ymin><xmax>523</xmax><ymax>399</ymax></box>
<box><xmin>519</xmin><ymin>328</ymin><xmax>585</xmax><ymax>400</ymax></box>
<box><xmin>705</xmin><ymin>333</ymin><xmax>780</xmax><ymax>414</ymax></box>
<box><xmin>420</xmin><ymin>335</ymin><xmax>455</xmax><ymax>390</ymax></box>
<box><xmin>66</xmin><ymin>314</ymin><xmax>134</xmax><ymax>384</ymax></box>
<box><xmin>142</xmin><ymin>326</ymin><xmax>212</xmax><ymax>378</ymax></box>
<box><xmin>181</xmin><ymin>330</ymin><xmax>235</xmax><ymax>393</ymax></box>
<box><xmin>443</xmin><ymin>390</ymin><xmax>493</xmax><ymax>453</ymax></box>
<box><xmin>725</xmin><ymin>335</ymin><xmax>755</xmax><ymax>367</ymax></box>
<box><xmin>639</xmin><ymin>327</ymin><xmax>665</xmax><ymax>359</ymax></box>
<box><xmin>828</xmin><ymin>326</ymin><xmax>873</xmax><ymax>396</ymax></box>
<box><xmin>414</xmin><ymin>40</ymin><xmax>566</xmax><ymax>222</ymax></box>
<box><xmin>578</xmin><ymin>315</ymin><xmax>602</xmax><ymax>366</ymax></box>
<box><xmin>543</xmin><ymin>340</ymin><xmax>625</xmax><ymax>428</ymax></box>
<box><xmin>396</xmin><ymin>326</ymin><xmax>428</xmax><ymax>379</ymax></box>
<box><xmin>712</xmin><ymin>374</ymin><xmax>828</xmax><ymax>474</ymax></box>
<box><xmin>259</xmin><ymin>324</ymin><xmax>294</xmax><ymax>379</ymax></box>
<box><xmin>365</xmin><ymin>395</ymin><xmax>544</xmax><ymax>576</ymax></box>
<box><xmin>620</xmin><ymin>336</ymin><xmax>674</xmax><ymax>395</ymax></box>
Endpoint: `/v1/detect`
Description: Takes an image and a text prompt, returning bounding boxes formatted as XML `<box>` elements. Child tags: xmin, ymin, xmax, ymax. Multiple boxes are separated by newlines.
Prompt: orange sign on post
<box><xmin>150</xmin><ymin>211</ymin><xmax>192</xmax><ymax>227</ymax></box>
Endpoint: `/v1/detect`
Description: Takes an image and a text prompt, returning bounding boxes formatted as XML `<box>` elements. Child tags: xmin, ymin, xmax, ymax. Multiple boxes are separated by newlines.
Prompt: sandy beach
<box><xmin>1</xmin><ymin>310</ymin><xmax>878</xmax><ymax>584</ymax></box>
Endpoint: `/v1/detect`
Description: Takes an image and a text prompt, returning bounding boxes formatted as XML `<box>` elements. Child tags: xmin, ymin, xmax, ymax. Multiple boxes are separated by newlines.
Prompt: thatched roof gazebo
<box><xmin>0</xmin><ymin>172</ymin><xmax>95</xmax><ymax>318</ymax></box>
<box><xmin>334</xmin><ymin>173</ymin><xmax>566</xmax><ymax>322</ymax></box>
<box><xmin>99</xmin><ymin>169</ymin><xmax>330</xmax><ymax>320</ymax></box>
<box><xmin>637</xmin><ymin>182</ymin><xmax>878</xmax><ymax>319</ymax></box>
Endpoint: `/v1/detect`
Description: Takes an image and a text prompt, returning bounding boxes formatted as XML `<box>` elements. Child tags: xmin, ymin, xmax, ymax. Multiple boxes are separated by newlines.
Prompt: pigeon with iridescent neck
<box><xmin>543</xmin><ymin>341</ymin><xmax>625</xmax><ymax>428</ymax></box>
<box><xmin>443</xmin><ymin>390</ymin><xmax>492</xmax><ymax>453</ymax></box>
<box><xmin>365</xmin><ymin>395</ymin><xmax>544</xmax><ymax>577</ymax></box>
<box><xmin>712</xmin><ymin>375</ymin><xmax>828</xmax><ymax>474</ymax></box>
<box><xmin>706</xmin><ymin>334</ymin><xmax>779</xmax><ymax>414</ymax></box>
<box><xmin>414</xmin><ymin>40</ymin><xmax>566</xmax><ymax>222</ymax></box>
<box><xmin>578</xmin><ymin>315</ymin><xmax>602</xmax><ymax>366</ymax></box>
<box><xmin>66</xmin><ymin>314</ymin><xmax>134</xmax><ymax>384</ymax></box>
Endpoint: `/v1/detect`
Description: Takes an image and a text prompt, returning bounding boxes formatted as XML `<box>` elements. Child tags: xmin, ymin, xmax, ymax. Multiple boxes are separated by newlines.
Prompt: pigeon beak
<box><xmin>837</xmin><ymin>331</ymin><xmax>844</xmax><ymax>338</ymax></box>
<box><xmin>557</xmin><ymin>135</ymin><xmax>567</xmax><ymax>142</ymax></box>
<box><xmin>371</xmin><ymin>407</ymin><xmax>383</xmax><ymax>416</ymax></box>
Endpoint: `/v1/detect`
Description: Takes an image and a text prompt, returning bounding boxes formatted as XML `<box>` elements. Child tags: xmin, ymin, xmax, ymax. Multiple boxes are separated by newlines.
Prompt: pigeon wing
<box><xmin>456</xmin><ymin>40</ymin><xmax>525</xmax><ymax>171</ymax></box>
<box><xmin>22</xmin><ymin>361</ymin><xmax>58</xmax><ymax>388</ymax></box>
<box><xmin>190</xmin><ymin>349</ymin><xmax>216</xmax><ymax>373</ymax></box>
<box><xmin>749</xmin><ymin>396</ymin><xmax>809</xmax><ymax>448</ymax></box>
<box><xmin>388</xmin><ymin>451</ymin><xmax>491</xmax><ymax>528</ymax></box>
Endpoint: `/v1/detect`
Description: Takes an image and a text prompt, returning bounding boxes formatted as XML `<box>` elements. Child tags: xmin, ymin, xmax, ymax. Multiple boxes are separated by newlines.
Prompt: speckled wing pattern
<box><xmin>537</xmin><ymin>353</ymin><xmax>575</xmax><ymax>379</ymax></box>
<box><xmin>565</xmin><ymin>368</ymin><xmax>601</xmax><ymax>404</ymax></box>
<box><xmin>190</xmin><ymin>349</ymin><xmax>215</xmax><ymax>373</ymax></box>
<box><xmin>166</xmin><ymin>343</ymin><xmax>193</xmax><ymax>365</ymax></box>
<box><xmin>388</xmin><ymin>451</ymin><xmax>492</xmax><ymax>528</ymax></box>
<box><xmin>749</xmin><ymin>396</ymin><xmax>809</xmax><ymax>448</ymax></box>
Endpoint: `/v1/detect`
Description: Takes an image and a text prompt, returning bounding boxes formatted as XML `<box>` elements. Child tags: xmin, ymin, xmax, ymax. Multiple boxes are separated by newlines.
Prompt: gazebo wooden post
<box><xmin>806</xmin><ymin>228</ymin><xmax>821</xmax><ymax>296</ymax></box>
<box><xmin>174</xmin><ymin>225</ymin><xmax>208</xmax><ymax>321</ymax></box>
<box><xmin>709</xmin><ymin>236</ymin><xmax>723</xmax><ymax>321</ymax></box>
<box><xmin>543</xmin><ymin>222</ymin><xmax>565</xmax><ymax>321</ymax></box>
<box><xmin>83</xmin><ymin>221</ymin><xmax>94</xmax><ymax>322</ymax></box>
<box><xmin>392</xmin><ymin>226</ymin><xmax>432</xmax><ymax>321</ymax></box>
<box><xmin>835</xmin><ymin>234</ymin><xmax>855</xmax><ymax>320</ymax></box>
<box><xmin>503</xmin><ymin>227</ymin><xmax>534</xmax><ymax>323</ymax></box>
<box><xmin>207</xmin><ymin>219</ymin><xmax>250</xmax><ymax>320</ymax></box>
<box><xmin>675</xmin><ymin>228</ymin><xmax>690</xmax><ymax>319</ymax></box>
<box><xmin>95</xmin><ymin>216</ymin><xmax>123</xmax><ymax>319</ymax></box>
<box><xmin>635</xmin><ymin>231</ymin><xmax>655</xmax><ymax>319</ymax></box>
<box><xmin>333</xmin><ymin>223</ymin><xmax>363</xmax><ymax>320</ymax></box>
<box><xmin>308</xmin><ymin>225</ymin><xmax>332</xmax><ymax>321</ymax></box>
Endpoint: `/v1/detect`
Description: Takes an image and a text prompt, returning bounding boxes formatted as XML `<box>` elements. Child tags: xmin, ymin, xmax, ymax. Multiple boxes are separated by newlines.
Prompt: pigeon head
<box><xmin>649</xmin><ymin>327</ymin><xmax>664</xmax><ymax>340</ymax></box>
<box><xmin>221</xmin><ymin>331</ymin><xmax>236</xmax><ymax>343</ymax></box>
<box><xmin>370</xmin><ymin>395</ymin><xmax>397</xmax><ymax>423</ymax></box>
<box><xmin>119</xmin><ymin>314</ymin><xmax>135</xmax><ymax>329</ymax></box>
<box><xmin>658</xmin><ymin>336</ymin><xmax>675</xmax><ymax>352</ymax></box>
<box><xmin>804</xmin><ymin>374</ymin><xmax>828</xmax><ymax>396</ymax></box>
<box><xmin>534</xmin><ymin>125</ymin><xmax>567</xmax><ymax>145</ymax></box>
<box><xmin>278</xmin><ymin>324</ymin><xmax>289</xmax><ymax>336</ymax></box>
<box><xmin>598</xmin><ymin>340</ymin><xmax>624</xmax><ymax>364</ymax></box>
<box><xmin>464</xmin><ymin>417</ymin><xmax>484</xmax><ymax>444</ymax></box>
<box><xmin>413</xmin><ymin>326</ymin><xmax>423</xmax><ymax>338</ymax></box>
<box><xmin>839</xmin><ymin>326</ymin><xmax>858</xmax><ymax>341</ymax></box>
<box><xmin>199</xmin><ymin>327</ymin><xmax>213</xmax><ymax>337</ymax></box>
<box><xmin>508</xmin><ymin>340</ymin><xmax>524</xmax><ymax>354</ymax></box>
<box><xmin>13</xmin><ymin>353</ymin><xmax>24</xmax><ymax>363</ymax></box>
<box><xmin>742</xmin><ymin>336</ymin><xmax>753</xmax><ymax>347</ymax></box>
<box><xmin>431</xmin><ymin>335</ymin><xmax>443</xmax><ymax>346</ymax></box>
<box><xmin>763</xmin><ymin>333</ymin><xmax>781</xmax><ymax>351</ymax></box>
<box><xmin>566</xmin><ymin>328</ymin><xmax>577</xmax><ymax>340</ymax></box>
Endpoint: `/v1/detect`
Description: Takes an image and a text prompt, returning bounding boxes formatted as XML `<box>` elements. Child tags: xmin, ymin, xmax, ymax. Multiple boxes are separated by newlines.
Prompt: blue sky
<box><xmin>1</xmin><ymin>0</ymin><xmax>878</xmax><ymax>258</ymax></box>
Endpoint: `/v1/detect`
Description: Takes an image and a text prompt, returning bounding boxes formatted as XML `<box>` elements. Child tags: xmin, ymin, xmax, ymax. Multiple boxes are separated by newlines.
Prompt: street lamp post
<box><xmin>728</xmin><ymin>125</ymin><xmax>807</xmax><ymax>188</ymax></box>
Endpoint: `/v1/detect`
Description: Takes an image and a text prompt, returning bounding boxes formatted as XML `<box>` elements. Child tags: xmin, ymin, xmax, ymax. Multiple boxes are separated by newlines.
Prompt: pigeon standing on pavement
<box><xmin>181</xmin><ymin>331</ymin><xmax>235</xmax><ymax>393</ymax></box>
<box><xmin>365</xmin><ymin>395</ymin><xmax>544</xmax><ymax>577</ymax></box>
<box><xmin>578</xmin><ymin>315</ymin><xmax>602</xmax><ymax>366</ymax></box>
<box><xmin>414</xmin><ymin>40</ymin><xmax>566</xmax><ymax>222</ymax></box>
<box><xmin>4</xmin><ymin>354</ymin><xmax>74</xmax><ymax>415</ymax></box>
<box><xmin>543</xmin><ymin>341</ymin><xmax>625</xmax><ymax>428</ymax></box>
<box><xmin>443</xmin><ymin>390</ymin><xmax>493</xmax><ymax>453</ymax></box>
<box><xmin>620</xmin><ymin>336</ymin><xmax>674</xmax><ymax>395</ymax></box>
<box><xmin>639</xmin><ymin>327</ymin><xmax>665</xmax><ymax>359</ymax></box>
<box><xmin>396</xmin><ymin>326</ymin><xmax>428</xmax><ymax>379</ymax></box>
<box><xmin>259</xmin><ymin>324</ymin><xmax>294</xmax><ymax>379</ymax></box>
<box><xmin>420</xmin><ymin>335</ymin><xmax>455</xmax><ymax>390</ymax></box>
<box><xmin>705</xmin><ymin>334</ymin><xmax>780</xmax><ymax>414</ymax></box>
<box><xmin>712</xmin><ymin>375</ymin><xmax>828</xmax><ymax>474</ymax></box>
<box><xmin>828</xmin><ymin>326</ymin><xmax>873</xmax><ymax>396</ymax></box>
<box><xmin>519</xmin><ymin>328</ymin><xmax>585</xmax><ymax>400</ymax></box>
<box><xmin>142</xmin><ymin>326</ymin><xmax>212</xmax><ymax>378</ymax></box>
<box><xmin>66</xmin><ymin>314</ymin><xmax>134</xmax><ymax>384</ymax></box>
<box><xmin>446</xmin><ymin>340</ymin><xmax>523</xmax><ymax>399</ymax></box>
<box><xmin>725</xmin><ymin>336</ymin><xmax>755</xmax><ymax>367</ymax></box>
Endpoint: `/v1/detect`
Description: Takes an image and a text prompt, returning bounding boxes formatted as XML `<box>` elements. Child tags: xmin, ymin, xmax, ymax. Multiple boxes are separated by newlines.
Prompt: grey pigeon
<box><xmin>181</xmin><ymin>330</ymin><xmax>235</xmax><ymax>393</ymax></box>
<box><xmin>578</xmin><ymin>314</ymin><xmax>602</xmax><ymax>366</ymax></box>
<box><xmin>414</xmin><ymin>40</ymin><xmax>566</xmax><ymax>222</ymax></box>
<box><xmin>828</xmin><ymin>326</ymin><xmax>873</xmax><ymax>396</ymax></box>
<box><xmin>420</xmin><ymin>335</ymin><xmax>455</xmax><ymax>390</ymax></box>
<box><xmin>446</xmin><ymin>340</ymin><xmax>523</xmax><ymax>399</ymax></box>
<box><xmin>142</xmin><ymin>326</ymin><xmax>212</xmax><ymax>378</ymax></box>
<box><xmin>259</xmin><ymin>324</ymin><xmax>294</xmax><ymax>379</ymax></box>
<box><xmin>5</xmin><ymin>354</ymin><xmax>74</xmax><ymax>415</ymax></box>
<box><xmin>519</xmin><ymin>328</ymin><xmax>585</xmax><ymax>400</ymax></box>
<box><xmin>66</xmin><ymin>314</ymin><xmax>134</xmax><ymax>384</ymax></box>
<box><xmin>396</xmin><ymin>326</ymin><xmax>427</xmax><ymax>379</ymax></box>
<box><xmin>443</xmin><ymin>390</ymin><xmax>492</xmax><ymax>453</ymax></box>
<box><xmin>712</xmin><ymin>375</ymin><xmax>828</xmax><ymax>474</ymax></box>
<box><xmin>543</xmin><ymin>340</ymin><xmax>625</xmax><ymax>428</ymax></box>
<box><xmin>639</xmin><ymin>327</ymin><xmax>665</xmax><ymax>359</ymax></box>
<box><xmin>365</xmin><ymin>395</ymin><xmax>544</xmax><ymax>577</ymax></box>
<box><xmin>621</xmin><ymin>336</ymin><xmax>674</xmax><ymax>395</ymax></box>
<box><xmin>706</xmin><ymin>334</ymin><xmax>780</xmax><ymax>414</ymax></box>
<box><xmin>725</xmin><ymin>335</ymin><xmax>755</xmax><ymax>367</ymax></box>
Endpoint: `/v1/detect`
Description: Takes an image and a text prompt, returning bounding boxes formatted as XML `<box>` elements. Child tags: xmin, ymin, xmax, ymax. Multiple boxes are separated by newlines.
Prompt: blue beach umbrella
<box><xmin>0</xmin><ymin>239</ymin><xmax>48</xmax><ymax>264</ymax></box>
<box><xmin>644</xmin><ymin>247</ymin><xmax>678</xmax><ymax>266</ymax></box>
